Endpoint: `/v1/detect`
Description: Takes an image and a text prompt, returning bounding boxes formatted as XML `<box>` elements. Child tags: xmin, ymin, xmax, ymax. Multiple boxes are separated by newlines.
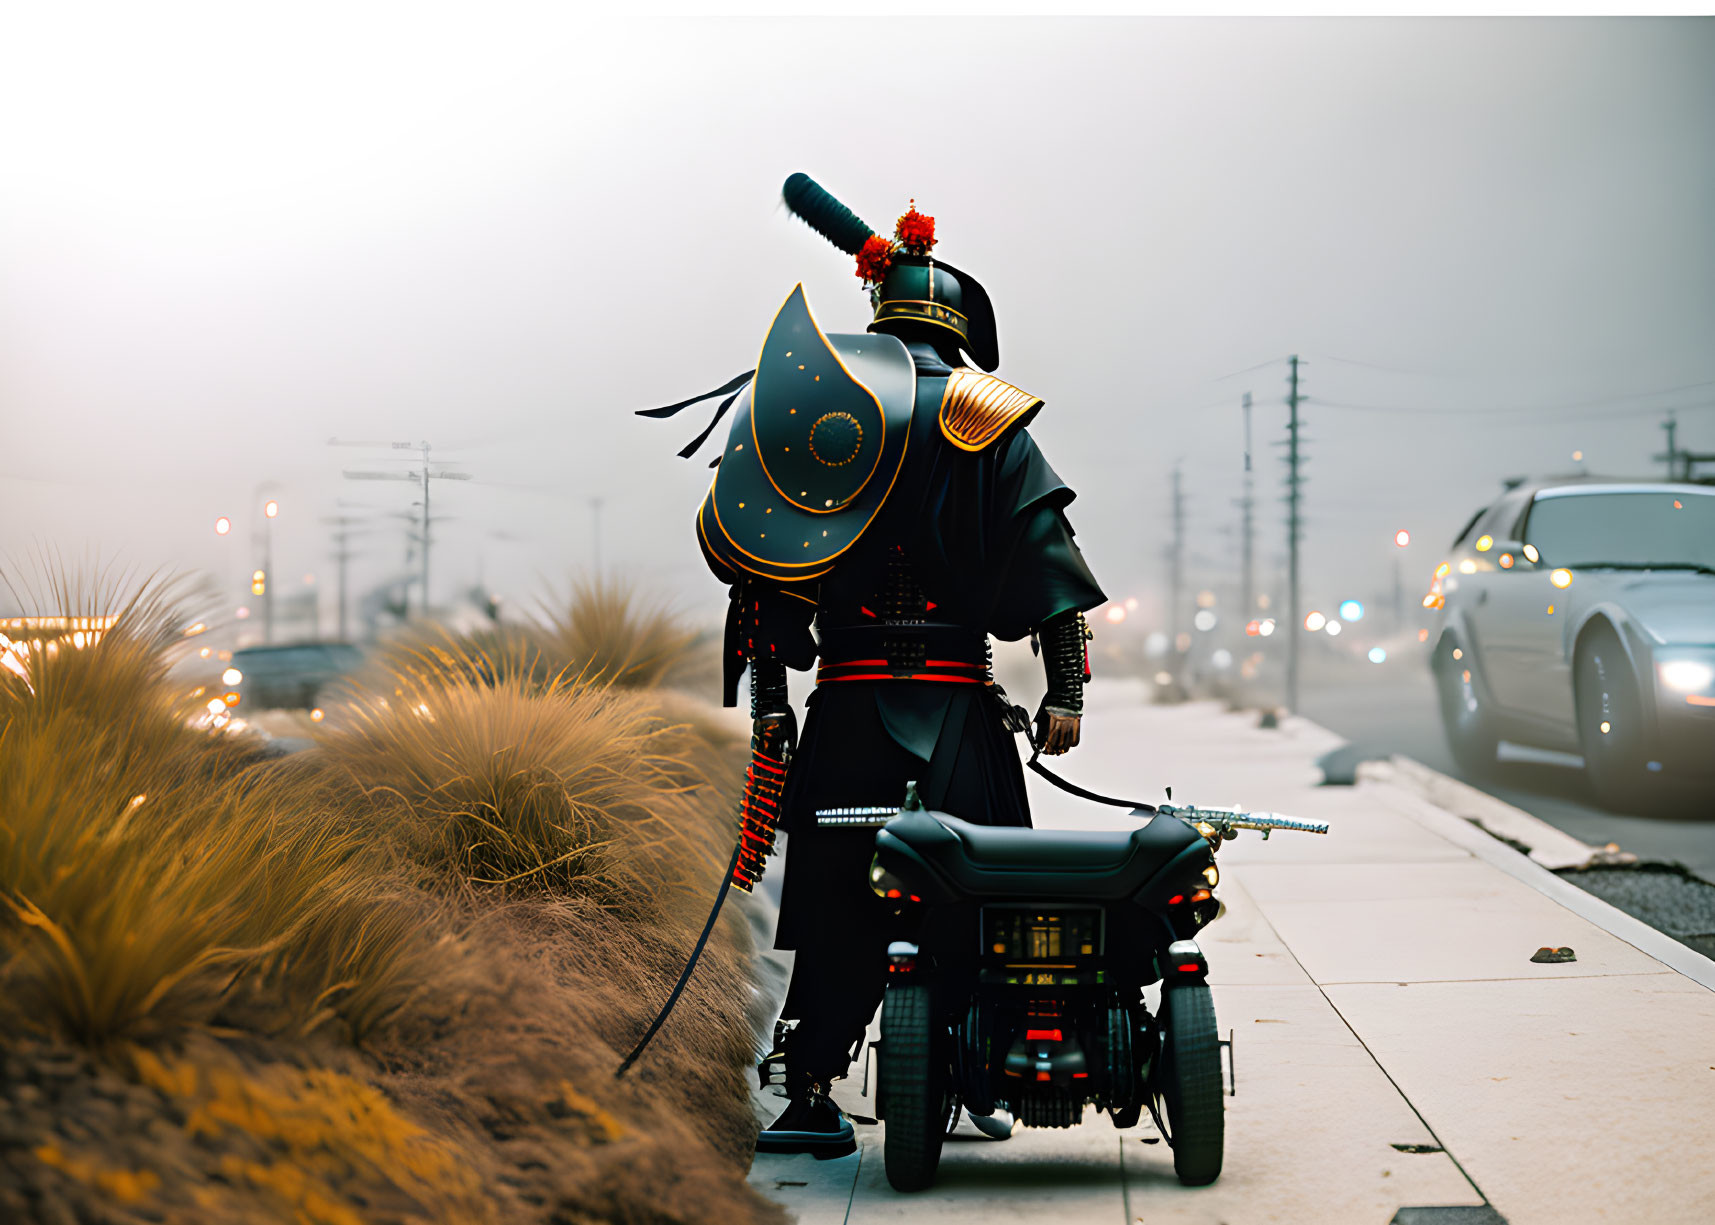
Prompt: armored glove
<box><xmin>1034</xmin><ymin>609</ymin><xmax>1090</xmax><ymax>756</ymax></box>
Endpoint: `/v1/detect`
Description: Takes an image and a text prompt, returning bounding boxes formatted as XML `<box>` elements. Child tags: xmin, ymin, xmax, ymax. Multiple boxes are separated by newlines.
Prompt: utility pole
<box><xmin>1284</xmin><ymin>356</ymin><xmax>1305</xmax><ymax>715</ymax></box>
<box><xmin>1658</xmin><ymin>414</ymin><xmax>1682</xmax><ymax>481</ymax></box>
<box><xmin>322</xmin><ymin>505</ymin><xmax>371</xmax><ymax>641</ymax></box>
<box><xmin>419</xmin><ymin>445</ymin><xmax>432</xmax><ymax>614</ymax></box>
<box><xmin>249</xmin><ymin>484</ymin><xmax>281</xmax><ymax>645</ymax></box>
<box><xmin>1239</xmin><ymin>391</ymin><xmax>1255</xmax><ymax>623</ymax></box>
<box><xmin>1168</xmin><ymin>463</ymin><xmax>1184</xmax><ymax>656</ymax></box>
<box><xmin>262</xmin><ymin>516</ymin><xmax>274</xmax><ymax>644</ymax></box>
<box><xmin>335</xmin><ymin>438</ymin><xmax>471</xmax><ymax>620</ymax></box>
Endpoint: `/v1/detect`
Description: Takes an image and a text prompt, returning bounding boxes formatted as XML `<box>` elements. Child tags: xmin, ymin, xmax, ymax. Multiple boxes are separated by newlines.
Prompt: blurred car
<box><xmin>227</xmin><ymin>642</ymin><xmax>363</xmax><ymax>711</ymax></box>
<box><xmin>1426</xmin><ymin>480</ymin><xmax>1714</xmax><ymax>806</ymax></box>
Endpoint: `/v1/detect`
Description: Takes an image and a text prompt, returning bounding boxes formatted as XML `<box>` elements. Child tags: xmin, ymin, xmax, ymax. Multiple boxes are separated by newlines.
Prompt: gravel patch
<box><xmin>1558</xmin><ymin>863</ymin><xmax>1715</xmax><ymax>960</ymax></box>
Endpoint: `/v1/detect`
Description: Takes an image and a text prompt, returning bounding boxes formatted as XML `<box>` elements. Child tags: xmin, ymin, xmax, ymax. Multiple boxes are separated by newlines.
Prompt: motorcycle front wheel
<box><xmin>879</xmin><ymin>981</ymin><xmax>951</xmax><ymax>1192</ymax></box>
<box><xmin>1158</xmin><ymin>983</ymin><xmax>1224</xmax><ymax>1186</ymax></box>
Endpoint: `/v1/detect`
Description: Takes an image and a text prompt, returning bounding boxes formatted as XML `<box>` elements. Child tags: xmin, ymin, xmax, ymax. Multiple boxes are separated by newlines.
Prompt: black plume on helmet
<box><xmin>782</xmin><ymin>173</ymin><xmax>876</xmax><ymax>255</ymax></box>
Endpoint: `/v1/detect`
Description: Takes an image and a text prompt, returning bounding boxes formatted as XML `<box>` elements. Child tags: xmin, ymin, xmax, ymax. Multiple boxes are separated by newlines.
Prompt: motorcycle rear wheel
<box><xmin>879</xmin><ymin>982</ymin><xmax>951</xmax><ymax>1192</ymax></box>
<box><xmin>1158</xmin><ymin>983</ymin><xmax>1224</xmax><ymax>1186</ymax></box>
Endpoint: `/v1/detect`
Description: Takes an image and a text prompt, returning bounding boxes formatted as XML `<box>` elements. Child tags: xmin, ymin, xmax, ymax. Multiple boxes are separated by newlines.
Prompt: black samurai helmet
<box><xmin>781</xmin><ymin>172</ymin><xmax>1000</xmax><ymax>373</ymax></box>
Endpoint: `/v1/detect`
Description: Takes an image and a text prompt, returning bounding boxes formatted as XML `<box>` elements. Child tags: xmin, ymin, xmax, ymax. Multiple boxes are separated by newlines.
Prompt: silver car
<box><xmin>1427</xmin><ymin>480</ymin><xmax>1715</xmax><ymax>807</ymax></box>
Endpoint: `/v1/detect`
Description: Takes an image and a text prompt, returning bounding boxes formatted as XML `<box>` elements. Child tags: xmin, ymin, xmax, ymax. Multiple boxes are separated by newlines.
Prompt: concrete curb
<box><xmin>1369</xmin><ymin>754</ymin><xmax>1624</xmax><ymax>871</ymax></box>
<box><xmin>1360</xmin><ymin>758</ymin><xmax>1715</xmax><ymax>992</ymax></box>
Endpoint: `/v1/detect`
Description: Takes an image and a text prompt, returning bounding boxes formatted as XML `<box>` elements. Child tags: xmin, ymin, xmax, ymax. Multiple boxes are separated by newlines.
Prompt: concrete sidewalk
<box><xmin>746</xmin><ymin>685</ymin><xmax>1715</xmax><ymax>1224</ymax></box>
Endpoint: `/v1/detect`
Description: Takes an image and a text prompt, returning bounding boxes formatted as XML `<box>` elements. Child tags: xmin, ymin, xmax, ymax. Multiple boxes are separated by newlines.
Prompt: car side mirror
<box><xmin>1489</xmin><ymin>541</ymin><xmax>1535</xmax><ymax>571</ymax></box>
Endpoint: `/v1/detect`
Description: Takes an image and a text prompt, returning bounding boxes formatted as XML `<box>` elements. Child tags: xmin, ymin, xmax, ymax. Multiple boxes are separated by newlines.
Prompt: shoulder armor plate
<box><xmin>698</xmin><ymin>285</ymin><xmax>915</xmax><ymax>585</ymax></box>
<box><xmin>938</xmin><ymin>369</ymin><xmax>1044</xmax><ymax>451</ymax></box>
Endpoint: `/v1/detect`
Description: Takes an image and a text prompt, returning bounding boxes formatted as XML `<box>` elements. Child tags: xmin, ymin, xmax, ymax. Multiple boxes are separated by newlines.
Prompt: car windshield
<box><xmin>1524</xmin><ymin>491</ymin><xmax>1715</xmax><ymax>569</ymax></box>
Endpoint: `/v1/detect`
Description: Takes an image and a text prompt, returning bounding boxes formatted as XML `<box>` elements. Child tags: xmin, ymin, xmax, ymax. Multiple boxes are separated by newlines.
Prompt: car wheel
<box><xmin>1575</xmin><ymin>628</ymin><xmax>1654</xmax><ymax>811</ymax></box>
<box><xmin>1435</xmin><ymin>639</ymin><xmax>1498</xmax><ymax>776</ymax></box>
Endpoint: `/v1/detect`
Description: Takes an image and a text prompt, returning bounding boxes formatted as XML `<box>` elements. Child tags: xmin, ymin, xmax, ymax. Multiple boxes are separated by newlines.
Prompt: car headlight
<box><xmin>1658</xmin><ymin>659</ymin><xmax>1715</xmax><ymax>693</ymax></box>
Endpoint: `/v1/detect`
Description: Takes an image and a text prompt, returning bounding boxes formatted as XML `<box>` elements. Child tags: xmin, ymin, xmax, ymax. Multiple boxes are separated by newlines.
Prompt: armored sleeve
<box><xmin>721</xmin><ymin>580</ymin><xmax>819</xmax><ymax>710</ymax></box>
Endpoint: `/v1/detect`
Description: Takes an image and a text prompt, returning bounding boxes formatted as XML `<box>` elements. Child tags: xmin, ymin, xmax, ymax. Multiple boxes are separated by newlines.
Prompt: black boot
<box><xmin>756</xmin><ymin>1080</ymin><xmax>856</xmax><ymax>1157</ymax></box>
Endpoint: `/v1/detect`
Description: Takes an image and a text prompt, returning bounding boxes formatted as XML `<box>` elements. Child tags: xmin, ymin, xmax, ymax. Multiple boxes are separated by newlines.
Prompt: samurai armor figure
<box><xmin>646</xmin><ymin>173</ymin><xmax>1106</xmax><ymax>1151</ymax></box>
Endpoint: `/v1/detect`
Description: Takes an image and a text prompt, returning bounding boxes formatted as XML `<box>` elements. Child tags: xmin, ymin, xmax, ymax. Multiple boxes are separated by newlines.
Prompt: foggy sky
<box><xmin>4</xmin><ymin>13</ymin><xmax>1712</xmax><ymax>634</ymax></box>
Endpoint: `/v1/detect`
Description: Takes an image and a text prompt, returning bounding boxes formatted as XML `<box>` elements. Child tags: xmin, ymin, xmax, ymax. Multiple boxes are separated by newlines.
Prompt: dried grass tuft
<box><xmin>312</xmin><ymin>633</ymin><xmax>731</xmax><ymax>916</ymax></box>
<box><xmin>540</xmin><ymin>577</ymin><xmax>696</xmax><ymax>689</ymax></box>
<box><xmin>0</xmin><ymin>564</ymin><xmax>432</xmax><ymax>1045</ymax></box>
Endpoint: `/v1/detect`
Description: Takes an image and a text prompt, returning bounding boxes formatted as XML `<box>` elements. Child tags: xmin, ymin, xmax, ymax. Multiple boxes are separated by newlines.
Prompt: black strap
<box><xmin>634</xmin><ymin>369</ymin><xmax>758</xmax><ymax>461</ymax></box>
<box><xmin>634</xmin><ymin>370</ymin><xmax>755</xmax><ymax>418</ymax></box>
<box><xmin>616</xmin><ymin>836</ymin><xmax>742</xmax><ymax>1078</ymax></box>
<box><xmin>675</xmin><ymin>385</ymin><xmax>748</xmax><ymax>458</ymax></box>
<box><xmin>1010</xmin><ymin>700</ymin><xmax>1157</xmax><ymax>815</ymax></box>
<box><xmin>1026</xmin><ymin>749</ymin><xmax>1157</xmax><ymax>815</ymax></box>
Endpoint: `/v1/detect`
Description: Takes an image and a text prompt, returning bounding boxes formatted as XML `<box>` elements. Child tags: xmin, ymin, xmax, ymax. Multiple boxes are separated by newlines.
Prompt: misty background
<box><xmin>4</xmin><ymin>11</ymin><xmax>1712</xmax><ymax>636</ymax></box>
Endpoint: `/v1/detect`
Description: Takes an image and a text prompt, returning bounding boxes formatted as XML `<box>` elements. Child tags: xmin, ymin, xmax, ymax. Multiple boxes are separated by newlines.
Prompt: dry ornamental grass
<box><xmin>0</xmin><ymin>565</ymin><xmax>778</xmax><ymax>1225</ymax></box>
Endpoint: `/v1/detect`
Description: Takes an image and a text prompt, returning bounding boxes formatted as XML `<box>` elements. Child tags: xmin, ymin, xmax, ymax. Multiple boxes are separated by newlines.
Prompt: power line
<box><xmin>1307</xmin><ymin>395</ymin><xmax>1715</xmax><ymax>420</ymax></box>
<box><xmin>1212</xmin><ymin>354</ymin><xmax>1291</xmax><ymax>382</ymax></box>
<box><xmin>1314</xmin><ymin>354</ymin><xmax>1446</xmax><ymax>376</ymax></box>
<box><xmin>1302</xmin><ymin>374</ymin><xmax>1715</xmax><ymax>416</ymax></box>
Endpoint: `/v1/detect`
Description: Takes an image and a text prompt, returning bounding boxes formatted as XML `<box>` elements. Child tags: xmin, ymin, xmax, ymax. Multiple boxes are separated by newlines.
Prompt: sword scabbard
<box><xmin>731</xmin><ymin>716</ymin><xmax>792</xmax><ymax>893</ymax></box>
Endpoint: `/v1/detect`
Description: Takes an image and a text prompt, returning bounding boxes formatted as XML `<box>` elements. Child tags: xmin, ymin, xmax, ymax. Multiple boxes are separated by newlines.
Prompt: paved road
<box><xmin>1297</xmin><ymin>666</ymin><xmax>1715</xmax><ymax>882</ymax></box>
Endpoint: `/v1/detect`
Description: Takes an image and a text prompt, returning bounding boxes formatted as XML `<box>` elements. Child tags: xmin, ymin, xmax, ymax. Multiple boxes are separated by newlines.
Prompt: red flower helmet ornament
<box><xmin>854</xmin><ymin>199</ymin><xmax>937</xmax><ymax>286</ymax></box>
<box><xmin>894</xmin><ymin>200</ymin><xmax>936</xmax><ymax>256</ymax></box>
<box><xmin>855</xmin><ymin>234</ymin><xmax>895</xmax><ymax>286</ymax></box>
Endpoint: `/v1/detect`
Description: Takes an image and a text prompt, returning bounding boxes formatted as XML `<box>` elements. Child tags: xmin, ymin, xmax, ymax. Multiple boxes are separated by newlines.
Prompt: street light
<box><xmin>214</xmin><ymin>516</ymin><xmax>232</xmax><ymax>536</ymax></box>
<box><xmin>1394</xmin><ymin>529</ymin><xmax>1410</xmax><ymax>548</ymax></box>
<box><xmin>251</xmin><ymin>482</ymin><xmax>282</xmax><ymax>644</ymax></box>
<box><xmin>1304</xmin><ymin>611</ymin><xmax>1327</xmax><ymax>632</ymax></box>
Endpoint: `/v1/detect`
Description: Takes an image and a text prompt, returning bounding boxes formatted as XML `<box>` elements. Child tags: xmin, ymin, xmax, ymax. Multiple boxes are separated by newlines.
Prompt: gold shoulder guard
<box><xmin>938</xmin><ymin>368</ymin><xmax>1044</xmax><ymax>452</ymax></box>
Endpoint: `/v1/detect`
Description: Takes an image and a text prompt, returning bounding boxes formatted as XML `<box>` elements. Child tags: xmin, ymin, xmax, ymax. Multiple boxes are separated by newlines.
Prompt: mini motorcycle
<box><xmin>846</xmin><ymin>786</ymin><xmax>1326</xmax><ymax>1192</ymax></box>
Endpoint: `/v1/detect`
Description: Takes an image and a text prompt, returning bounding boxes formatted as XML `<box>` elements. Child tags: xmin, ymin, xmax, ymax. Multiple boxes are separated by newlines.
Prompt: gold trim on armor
<box><xmin>938</xmin><ymin>368</ymin><xmax>1044</xmax><ymax>452</ymax></box>
<box><xmin>871</xmin><ymin>300</ymin><xmax>971</xmax><ymax>341</ymax></box>
<box><xmin>875</xmin><ymin>298</ymin><xmax>968</xmax><ymax>324</ymax></box>
<box><xmin>751</xmin><ymin>285</ymin><xmax>886</xmax><ymax>515</ymax></box>
<box><xmin>807</xmin><ymin>412</ymin><xmax>863</xmax><ymax>467</ymax></box>
<box><xmin>701</xmin><ymin>345</ymin><xmax>918</xmax><ymax>580</ymax></box>
<box><xmin>865</xmin><ymin>315</ymin><xmax>970</xmax><ymax>347</ymax></box>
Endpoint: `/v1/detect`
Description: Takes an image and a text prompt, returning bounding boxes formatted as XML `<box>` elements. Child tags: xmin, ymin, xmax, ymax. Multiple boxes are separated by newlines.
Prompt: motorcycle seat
<box><xmin>876</xmin><ymin>809</ymin><xmax>1204</xmax><ymax>901</ymax></box>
